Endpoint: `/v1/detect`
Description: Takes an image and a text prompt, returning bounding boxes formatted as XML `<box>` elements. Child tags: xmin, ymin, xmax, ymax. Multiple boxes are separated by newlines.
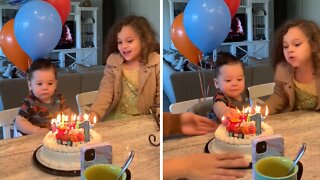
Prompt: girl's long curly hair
<box><xmin>271</xmin><ymin>19</ymin><xmax>320</xmax><ymax>76</ymax></box>
<box><xmin>104</xmin><ymin>15</ymin><xmax>159</xmax><ymax>64</ymax></box>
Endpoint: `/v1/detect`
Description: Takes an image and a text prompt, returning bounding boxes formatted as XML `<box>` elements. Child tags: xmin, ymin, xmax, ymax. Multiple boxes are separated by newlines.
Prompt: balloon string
<box><xmin>198</xmin><ymin>52</ymin><xmax>205</xmax><ymax>99</ymax></box>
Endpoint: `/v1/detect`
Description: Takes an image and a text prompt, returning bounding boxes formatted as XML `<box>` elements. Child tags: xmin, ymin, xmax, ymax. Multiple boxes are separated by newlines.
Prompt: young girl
<box><xmin>15</xmin><ymin>59</ymin><xmax>71</xmax><ymax>135</ymax></box>
<box><xmin>210</xmin><ymin>53</ymin><xmax>247</xmax><ymax>121</ymax></box>
<box><xmin>89</xmin><ymin>15</ymin><xmax>160</xmax><ymax>121</ymax></box>
<box><xmin>264</xmin><ymin>19</ymin><xmax>320</xmax><ymax>115</ymax></box>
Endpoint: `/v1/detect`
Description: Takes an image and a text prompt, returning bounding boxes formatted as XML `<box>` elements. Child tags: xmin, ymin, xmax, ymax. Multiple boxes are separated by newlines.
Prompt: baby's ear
<box><xmin>27</xmin><ymin>80</ymin><xmax>32</xmax><ymax>90</ymax></box>
<box><xmin>214</xmin><ymin>78</ymin><xmax>218</xmax><ymax>88</ymax></box>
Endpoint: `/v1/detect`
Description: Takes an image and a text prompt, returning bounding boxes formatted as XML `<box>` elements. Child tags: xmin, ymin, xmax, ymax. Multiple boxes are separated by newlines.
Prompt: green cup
<box><xmin>83</xmin><ymin>164</ymin><xmax>127</xmax><ymax>180</ymax></box>
<box><xmin>254</xmin><ymin>156</ymin><xmax>298</xmax><ymax>180</ymax></box>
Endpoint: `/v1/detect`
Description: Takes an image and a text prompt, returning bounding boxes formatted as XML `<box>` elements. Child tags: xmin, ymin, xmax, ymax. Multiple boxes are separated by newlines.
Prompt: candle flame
<box><xmin>51</xmin><ymin>119</ymin><xmax>55</xmax><ymax>124</ymax></box>
<box><xmin>84</xmin><ymin>114</ymin><xmax>89</xmax><ymax>121</ymax></box>
<box><xmin>93</xmin><ymin>116</ymin><xmax>97</xmax><ymax>124</ymax></box>
<box><xmin>255</xmin><ymin>106</ymin><xmax>261</xmax><ymax>113</ymax></box>
<box><xmin>221</xmin><ymin>116</ymin><xmax>225</xmax><ymax>121</ymax></box>
<box><xmin>246</xmin><ymin>106</ymin><xmax>250</xmax><ymax>113</ymax></box>
<box><xmin>265</xmin><ymin>106</ymin><xmax>269</xmax><ymax>116</ymax></box>
<box><xmin>73</xmin><ymin>114</ymin><xmax>76</xmax><ymax>121</ymax></box>
<box><xmin>57</xmin><ymin>114</ymin><xmax>61</xmax><ymax>122</ymax></box>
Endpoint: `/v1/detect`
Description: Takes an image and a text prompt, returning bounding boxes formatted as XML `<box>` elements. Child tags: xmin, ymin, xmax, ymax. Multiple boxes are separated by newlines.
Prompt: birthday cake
<box><xmin>210</xmin><ymin>106</ymin><xmax>273</xmax><ymax>159</ymax></box>
<box><xmin>36</xmin><ymin>114</ymin><xmax>102</xmax><ymax>171</ymax></box>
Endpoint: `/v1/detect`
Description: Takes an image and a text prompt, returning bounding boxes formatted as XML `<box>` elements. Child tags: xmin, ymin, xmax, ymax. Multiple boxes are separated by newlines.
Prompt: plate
<box><xmin>33</xmin><ymin>145</ymin><xmax>131</xmax><ymax>179</ymax></box>
<box><xmin>204</xmin><ymin>138</ymin><xmax>252</xmax><ymax>169</ymax></box>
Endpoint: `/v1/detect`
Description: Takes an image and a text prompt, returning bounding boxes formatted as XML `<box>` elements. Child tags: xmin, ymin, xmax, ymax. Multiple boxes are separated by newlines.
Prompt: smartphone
<box><xmin>252</xmin><ymin>134</ymin><xmax>284</xmax><ymax>164</ymax></box>
<box><xmin>80</xmin><ymin>142</ymin><xmax>112</xmax><ymax>177</ymax></box>
<box><xmin>252</xmin><ymin>135</ymin><xmax>284</xmax><ymax>179</ymax></box>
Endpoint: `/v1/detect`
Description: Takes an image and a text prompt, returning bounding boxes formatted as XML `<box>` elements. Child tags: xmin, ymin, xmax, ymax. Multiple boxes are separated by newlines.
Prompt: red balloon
<box><xmin>171</xmin><ymin>13</ymin><xmax>202</xmax><ymax>64</ymax></box>
<box><xmin>224</xmin><ymin>0</ymin><xmax>241</xmax><ymax>17</ymax></box>
<box><xmin>0</xmin><ymin>19</ymin><xmax>32</xmax><ymax>72</ymax></box>
<box><xmin>44</xmin><ymin>0</ymin><xmax>71</xmax><ymax>24</ymax></box>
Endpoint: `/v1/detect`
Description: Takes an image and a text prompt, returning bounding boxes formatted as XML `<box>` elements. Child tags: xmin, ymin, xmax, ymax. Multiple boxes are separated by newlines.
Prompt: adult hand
<box><xmin>180</xmin><ymin>112</ymin><xmax>218</xmax><ymax>135</ymax></box>
<box><xmin>164</xmin><ymin>152</ymin><xmax>249</xmax><ymax>180</ymax></box>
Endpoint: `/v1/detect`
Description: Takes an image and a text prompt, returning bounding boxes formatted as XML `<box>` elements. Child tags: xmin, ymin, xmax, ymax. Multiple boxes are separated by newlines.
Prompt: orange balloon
<box><xmin>171</xmin><ymin>13</ymin><xmax>202</xmax><ymax>64</ymax></box>
<box><xmin>0</xmin><ymin>19</ymin><xmax>31</xmax><ymax>72</ymax></box>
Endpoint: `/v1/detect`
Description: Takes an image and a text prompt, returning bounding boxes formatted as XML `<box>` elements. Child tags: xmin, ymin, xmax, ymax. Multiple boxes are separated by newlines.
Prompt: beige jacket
<box><xmin>90</xmin><ymin>52</ymin><xmax>160</xmax><ymax>120</ymax></box>
<box><xmin>264</xmin><ymin>61</ymin><xmax>320</xmax><ymax>115</ymax></box>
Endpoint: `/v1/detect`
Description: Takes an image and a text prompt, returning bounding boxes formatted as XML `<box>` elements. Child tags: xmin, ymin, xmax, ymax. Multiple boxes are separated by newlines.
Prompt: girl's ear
<box><xmin>214</xmin><ymin>78</ymin><xmax>219</xmax><ymax>89</ymax></box>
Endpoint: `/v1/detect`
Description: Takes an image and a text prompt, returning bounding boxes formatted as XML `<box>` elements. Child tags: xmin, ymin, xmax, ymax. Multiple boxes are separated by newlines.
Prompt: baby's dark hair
<box><xmin>214</xmin><ymin>53</ymin><xmax>244</xmax><ymax>77</ymax></box>
<box><xmin>105</xmin><ymin>15</ymin><xmax>160</xmax><ymax>64</ymax></box>
<box><xmin>27</xmin><ymin>59</ymin><xmax>57</xmax><ymax>80</ymax></box>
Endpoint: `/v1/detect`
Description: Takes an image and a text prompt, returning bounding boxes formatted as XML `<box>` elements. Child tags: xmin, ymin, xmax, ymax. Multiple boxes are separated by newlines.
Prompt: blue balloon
<box><xmin>183</xmin><ymin>0</ymin><xmax>231</xmax><ymax>53</ymax></box>
<box><xmin>14</xmin><ymin>1</ymin><xmax>62</xmax><ymax>60</ymax></box>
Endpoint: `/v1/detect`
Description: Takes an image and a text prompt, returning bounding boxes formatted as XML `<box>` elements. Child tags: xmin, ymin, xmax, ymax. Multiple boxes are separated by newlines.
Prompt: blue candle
<box><xmin>80</xmin><ymin>120</ymin><xmax>90</xmax><ymax>142</ymax></box>
<box><xmin>251</xmin><ymin>113</ymin><xmax>262</xmax><ymax>135</ymax></box>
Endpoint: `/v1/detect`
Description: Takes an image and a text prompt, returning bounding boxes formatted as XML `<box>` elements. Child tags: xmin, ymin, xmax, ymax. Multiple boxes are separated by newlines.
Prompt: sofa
<box><xmin>163</xmin><ymin>60</ymin><xmax>274</xmax><ymax>104</ymax></box>
<box><xmin>0</xmin><ymin>66</ymin><xmax>105</xmax><ymax>113</ymax></box>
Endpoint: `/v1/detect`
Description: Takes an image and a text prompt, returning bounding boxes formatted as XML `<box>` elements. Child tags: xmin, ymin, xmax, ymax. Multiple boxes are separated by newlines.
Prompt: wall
<box><xmin>287</xmin><ymin>0</ymin><xmax>320</xmax><ymax>25</ymax></box>
<box><xmin>114</xmin><ymin>0</ymin><xmax>160</xmax><ymax>41</ymax></box>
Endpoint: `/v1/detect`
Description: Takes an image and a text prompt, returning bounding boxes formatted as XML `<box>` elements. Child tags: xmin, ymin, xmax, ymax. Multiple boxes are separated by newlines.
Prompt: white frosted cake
<box><xmin>215</xmin><ymin>121</ymin><xmax>273</xmax><ymax>145</ymax></box>
<box><xmin>211</xmin><ymin>120</ymin><xmax>273</xmax><ymax>160</ymax></box>
<box><xmin>37</xmin><ymin>128</ymin><xmax>102</xmax><ymax>170</ymax></box>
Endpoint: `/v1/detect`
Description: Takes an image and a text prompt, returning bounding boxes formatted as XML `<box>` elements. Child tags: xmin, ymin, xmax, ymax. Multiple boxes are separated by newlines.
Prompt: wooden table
<box><xmin>164</xmin><ymin>111</ymin><xmax>320</xmax><ymax>179</ymax></box>
<box><xmin>0</xmin><ymin>115</ymin><xmax>160</xmax><ymax>180</ymax></box>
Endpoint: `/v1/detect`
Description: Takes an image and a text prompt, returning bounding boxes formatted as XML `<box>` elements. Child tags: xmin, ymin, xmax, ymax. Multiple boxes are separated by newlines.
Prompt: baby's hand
<box><xmin>223</xmin><ymin>108</ymin><xmax>240</xmax><ymax>120</ymax></box>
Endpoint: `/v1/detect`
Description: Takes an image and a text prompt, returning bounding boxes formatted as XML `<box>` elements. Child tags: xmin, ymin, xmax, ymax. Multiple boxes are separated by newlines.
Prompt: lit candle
<box><xmin>61</xmin><ymin>114</ymin><xmax>65</xmax><ymax>126</ymax></box>
<box><xmin>57</xmin><ymin>114</ymin><xmax>61</xmax><ymax>127</ymax></box>
<box><xmin>80</xmin><ymin>119</ymin><xmax>90</xmax><ymax>142</ymax></box>
<box><xmin>72</xmin><ymin>114</ymin><xmax>77</xmax><ymax>129</ymax></box>
<box><xmin>76</xmin><ymin>115</ymin><xmax>81</xmax><ymax>129</ymax></box>
<box><xmin>92</xmin><ymin>116</ymin><xmax>97</xmax><ymax>126</ymax></box>
<box><xmin>51</xmin><ymin>119</ymin><xmax>57</xmax><ymax>133</ymax></box>
<box><xmin>251</xmin><ymin>106</ymin><xmax>262</xmax><ymax>135</ymax></box>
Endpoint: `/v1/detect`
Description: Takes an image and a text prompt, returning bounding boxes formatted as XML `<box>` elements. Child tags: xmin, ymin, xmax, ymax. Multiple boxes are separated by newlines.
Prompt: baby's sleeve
<box><xmin>18</xmin><ymin>98</ymin><xmax>32</xmax><ymax>120</ymax></box>
<box><xmin>213</xmin><ymin>92</ymin><xmax>228</xmax><ymax>105</ymax></box>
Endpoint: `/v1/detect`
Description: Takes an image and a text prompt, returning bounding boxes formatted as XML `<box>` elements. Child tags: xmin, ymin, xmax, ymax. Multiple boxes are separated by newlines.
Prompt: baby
<box><xmin>209</xmin><ymin>53</ymin><xmax>248</xmax><ymax>122</ymax></box>
<box><xmin>15</xmin><ymin>59</ymin><xmax>71</xmax><ymax>135</ymax></box>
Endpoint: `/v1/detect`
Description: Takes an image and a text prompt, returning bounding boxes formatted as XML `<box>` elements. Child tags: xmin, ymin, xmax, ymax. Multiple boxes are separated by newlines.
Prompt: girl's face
<box><xmin>283</xmin><ymin>27</ymin><xmax>312</xmax><ymax>68</ymax></box>
<box><xmin>117</xmin><ymin>25</ymin><xmax>142</xmax><ymax>63</ymax></box>
<box><xmin>214</xmin><ymin>63</ymin><xmax>245</xmax><ymax>100</ymax></box>
<box><xmin>28</xmin><ymin>69</ymin><xmax>57</xmax><ymax>103</ymax></box>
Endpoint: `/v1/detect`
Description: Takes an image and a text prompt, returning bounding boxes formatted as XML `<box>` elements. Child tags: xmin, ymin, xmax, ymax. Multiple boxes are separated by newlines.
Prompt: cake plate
<box><xmin>204</xmin><ymin>137</ymin><xmax>252</xmax><ymax>169</ymax></box>
<box><xmin>33</xmin><ymin>145</ymin><xmax>131</xmax><ymax>179</ymax></box>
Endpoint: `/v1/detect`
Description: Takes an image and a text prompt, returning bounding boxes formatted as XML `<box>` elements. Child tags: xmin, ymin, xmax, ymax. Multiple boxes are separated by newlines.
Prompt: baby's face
<box><xmin>215</xmin><ymin>63</ymin><xmax>245</xmax><ymax>100</ymax></box>
<box><xmin>28</xmin><ymin>69</ymin><xmax>57</xmax><ymax>103</ymax></box>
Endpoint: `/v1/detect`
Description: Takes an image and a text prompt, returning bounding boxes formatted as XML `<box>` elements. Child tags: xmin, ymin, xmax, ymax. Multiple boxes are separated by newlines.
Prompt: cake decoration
<box><xmin>50</xmin><ymin>113</ymin><xmax>97</xmax><ymax>146</ymax></box>
<box><xmin>221</xmin><ymin>106</ymin><xmax>269</xmax><ymax>138</ymax></box>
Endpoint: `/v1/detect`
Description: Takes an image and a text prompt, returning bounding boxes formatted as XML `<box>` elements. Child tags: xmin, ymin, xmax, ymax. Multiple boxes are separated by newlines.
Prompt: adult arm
<box><xmin>163</xmin><ymin>112</ymin><xmax>217</xmax><ymax>138</ymax></box>
<box><xmin>164</xmin><ymin>153</ymin><xmax>248</xmax><ymax>180</ymax></box>
<box><xmin>90</xmin><ymin>55</ymin><xmax>117</xmax><ymax>120</ymax></box>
